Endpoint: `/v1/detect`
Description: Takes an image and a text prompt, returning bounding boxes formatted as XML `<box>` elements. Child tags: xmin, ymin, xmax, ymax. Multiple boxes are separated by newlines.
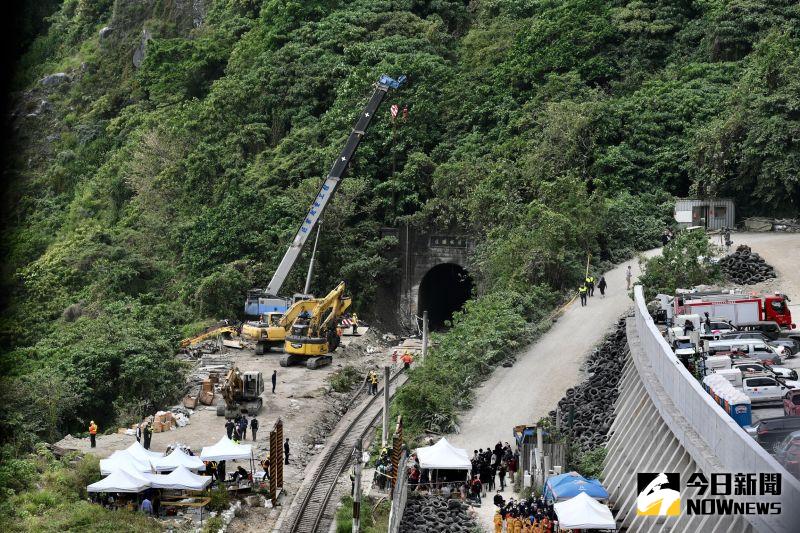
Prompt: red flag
<box><xmin>390</xmin><ymin>104</ymin><xmax>398</xmax><ymax>120</ymax></box>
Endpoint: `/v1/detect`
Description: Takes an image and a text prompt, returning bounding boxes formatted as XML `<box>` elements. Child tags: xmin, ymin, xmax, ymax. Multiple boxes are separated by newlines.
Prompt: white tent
<box><xmin>149</xmin><ymin>465</ymin><xmax>212</xmax><ymax>490</ymax></box>
<box><xmin>125</xmin><ymin>441</ymin><xmax>163</xmax><ymax>462</ymax></box>
<box><xmin>87</xmin><ymin>468</ymin><xmax>151</xmax><ymax>493</ymax></box>
<box><xmin>153</xmin><ymin>447</ymin><xmax>206</xmax><ymax>472</ymax></box>
<box><xmin>100</xmin><ymin>450</ymin><xmax>154</xmax><ymax>475</ymax></box>
<box><xmin>554</xmin><ymin>492</ymin><xmax>617</xmax><ymax>530</ymax></box>
<box><xmin>200</xmin><ymin>436</ymin><xmax>252</xmax><ymax>461</ymax></box>
<box><xmin>416</xmin><ymin>438</ymin><xmax>471</xmax><ymax>470</ymax></box>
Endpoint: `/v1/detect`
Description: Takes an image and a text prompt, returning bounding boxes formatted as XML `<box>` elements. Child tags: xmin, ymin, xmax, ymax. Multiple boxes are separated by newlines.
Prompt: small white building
<box><xmin>674</xmin><ymin>198</ymin><xmax>735</xmax><ymax>230</ymax></box>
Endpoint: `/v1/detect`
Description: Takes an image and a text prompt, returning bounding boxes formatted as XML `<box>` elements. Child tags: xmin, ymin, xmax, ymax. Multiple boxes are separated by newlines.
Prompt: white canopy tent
<box><xmin>200</xmin><ymin>436</ymin><xmax>252</xmax><ymax>461</ymax></box>
<box><xmin>153</xmin><ymin>447</ymin><xmax>206</xmax><ymax>472</ymax></box>
<box><xmin>125</xmin><ymin>441</ymin><xmax>163</xmax><ymax>462</ymax></box>
<box><xmin>416</xmin><ymin>438</ymin><xmax>471</xmax><ymax>470</ymax></box>
<box><xmin>87</xmin><ymin>468</ymin><xmax>151</xmax><ymax>493</ymax></box>
<box><xmin>149</xmin><ymin>465</ymin><xmax>212</xmax><ymax>490</ymax></box>
<box><xmin>554</xmin><ymin>492</ymin><xmax>617</xmax><ymax>530</ymax></box>
<box><xmin>100</xmin><ymin>450</ymin><xmax>154</xmax><ymax>475</ymax></box>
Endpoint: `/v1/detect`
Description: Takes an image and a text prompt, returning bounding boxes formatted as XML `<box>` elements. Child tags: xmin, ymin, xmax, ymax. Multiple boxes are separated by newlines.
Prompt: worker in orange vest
<box><xmin>401</xmin><ymin>352</ymin><xmax>414</xmax><ymax>370</ymax></box>
<box><xmin>89</xmin><ymin>420</ymin><xmax>98</xmax><ymax>448</ymax></box>
<box><xmin>493</xmin><ymin>510</ymin><xmax>503</xmax><ymax>533</ymax></box>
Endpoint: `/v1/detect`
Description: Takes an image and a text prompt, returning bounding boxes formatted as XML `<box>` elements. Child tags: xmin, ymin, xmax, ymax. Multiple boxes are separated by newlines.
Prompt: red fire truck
<box><xmin>674</xmin><ymin>291</ymin><xmax>794</xmax><ymax>329</ymax></box>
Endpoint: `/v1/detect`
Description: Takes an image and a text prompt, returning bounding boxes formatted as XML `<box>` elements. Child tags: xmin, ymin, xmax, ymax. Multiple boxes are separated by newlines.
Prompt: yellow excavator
<box><xmin>281</xmin><ymin>281</ymin><xmax>351</xmax><ymax>369</ymax></box>
<box><xmin>240</xmin><ymin>298</ymin><xmax>319</xmax><ymax>355</ymax></box>
<box><xmin>180</xmin><ymin>322</ymin><xmax>237</xmax><ymax>349</ymax></box>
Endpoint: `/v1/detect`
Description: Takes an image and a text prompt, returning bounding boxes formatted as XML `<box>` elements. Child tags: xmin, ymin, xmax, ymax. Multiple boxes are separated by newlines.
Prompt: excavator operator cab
<box><xmin>242</xmin><ymin>371</ymin><xmax>264</xmax><ymax>399</ymax></box>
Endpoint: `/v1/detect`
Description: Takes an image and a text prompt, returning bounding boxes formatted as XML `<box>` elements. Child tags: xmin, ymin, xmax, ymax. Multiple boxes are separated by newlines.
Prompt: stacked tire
<box><xmin>399</xmin><ymin>494</ymin><xmax>476</xmax><ymax>533</ymax></box>
<box><xmin>549</xmin><ymin>318</ymin><xmax>628</xmax><ymax>453</ymax></box>
<box><xmin>718</xmin><ymin>245</ymin><xmax>776</xmax><ymax>285</ymax></box>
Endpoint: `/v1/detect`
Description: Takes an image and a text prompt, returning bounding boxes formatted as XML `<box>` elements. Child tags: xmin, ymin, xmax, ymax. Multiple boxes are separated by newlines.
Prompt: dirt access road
<box><xmin>447</xmin><ymin>251</ymin><xmax>660</xmax><ymax>452</ymax></box>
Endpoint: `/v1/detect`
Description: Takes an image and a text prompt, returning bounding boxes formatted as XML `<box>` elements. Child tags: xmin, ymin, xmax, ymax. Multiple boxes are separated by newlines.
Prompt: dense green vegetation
<box><xmin>0</xmin><ymin>445</ymin><xmax>160</xmax><ymax>532</ymax></box>
<box><xmin>638</xmin><ymin>228</ymin><xmax>722</xmax><ymax>299</ymax></box>
<box><xmin>1</xmin><ymin>0</ymin><xmax>797</xmax><ymax>452</ymax></box>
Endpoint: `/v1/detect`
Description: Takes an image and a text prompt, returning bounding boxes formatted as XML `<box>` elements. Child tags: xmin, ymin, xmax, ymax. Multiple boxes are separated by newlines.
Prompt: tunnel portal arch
<box><xmin>417</xmin><ymin>263</ymin><xmax>474</xmax><ymax>330</ymax></box>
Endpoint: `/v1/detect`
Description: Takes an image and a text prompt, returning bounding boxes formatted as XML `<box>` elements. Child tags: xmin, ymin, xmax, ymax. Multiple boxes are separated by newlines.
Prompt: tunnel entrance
<box><xmin>417</xmin><ymin>263</ymin><xmax>474</xmax><ymax>330</ymax></box>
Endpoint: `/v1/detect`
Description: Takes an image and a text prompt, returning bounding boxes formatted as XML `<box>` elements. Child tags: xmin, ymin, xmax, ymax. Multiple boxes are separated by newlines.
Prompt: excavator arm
<box><xmin>306</xmin><ymin>282</ymin><xmax>349</xmax><ymax>333</ymax></box>
<box><xmin>278</xmin><ymin>298</ymin><xmax>320</xmax><ymax>329</ymax></box>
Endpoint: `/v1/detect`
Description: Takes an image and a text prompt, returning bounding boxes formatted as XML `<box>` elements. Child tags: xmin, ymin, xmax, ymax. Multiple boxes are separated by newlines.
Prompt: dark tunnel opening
<box><xmin>417</xmin><ymin>263</ymin><xmax>474</xmax><ymax>330</ymax></box>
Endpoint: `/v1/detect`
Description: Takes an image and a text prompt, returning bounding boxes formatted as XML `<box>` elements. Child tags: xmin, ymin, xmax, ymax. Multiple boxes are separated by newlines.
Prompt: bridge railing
<box><xmin>632</xmin><ymin>285</ymin><xmax>800</xmax><ymax>532</ymax></box>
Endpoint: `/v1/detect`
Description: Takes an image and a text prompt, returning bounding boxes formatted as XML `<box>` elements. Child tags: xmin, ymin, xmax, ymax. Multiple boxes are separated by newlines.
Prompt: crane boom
<box><xmin>264</xmin><ymin>74</ymin><xmax>406</xmax><ymax>297</ymax></box>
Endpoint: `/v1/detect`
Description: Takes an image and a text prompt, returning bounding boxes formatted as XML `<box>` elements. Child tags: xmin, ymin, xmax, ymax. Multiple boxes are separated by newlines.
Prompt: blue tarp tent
<box><xmin>543</xmin><ymin>472</ymin><xmax>609</xmax><ymax>502</ymax></box>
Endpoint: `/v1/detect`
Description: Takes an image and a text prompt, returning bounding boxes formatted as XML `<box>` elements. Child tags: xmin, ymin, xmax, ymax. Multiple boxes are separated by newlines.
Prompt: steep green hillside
<box><xmin>1</xmin><ymin>0</ymin><xmax>799</xmax><ymax>446</ymax></box>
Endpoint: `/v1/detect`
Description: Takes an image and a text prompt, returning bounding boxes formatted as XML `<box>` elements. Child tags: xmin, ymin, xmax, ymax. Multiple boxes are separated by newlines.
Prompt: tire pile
<box><xmin>549</xmin><ymin>318</ymin><xmax>628</xmax><ymax>453</ymax></box>
<box><xmin>399</xmin><ymin>494</ymin><xmax>476</xmax><ymax>533</ymax></box>
<box><xmin>718</xmin><ymin>245</ymin><xmax>776</xmax><ymax>285</ymax></box>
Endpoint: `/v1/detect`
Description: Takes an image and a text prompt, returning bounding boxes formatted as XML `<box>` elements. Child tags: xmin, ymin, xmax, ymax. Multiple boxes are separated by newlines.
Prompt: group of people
<box><xmin>371</xmin><ymin>446</ymin><xmax>395</xmax><ymax>491</ymax></box>
<box><xmin>492</xmin><ymin>493</ymin><xmax>557</xmax><ymax>533</ymax></box>
<box><xmin>225</xmin><ymin>415</ymin><xmax>258</xmax><ymax>442</ymax></box>
<box><xmin>578</xmin><ymin>274</ymin><xmax>607</xmax><ymax>307</ymax></box>
<box><xmin>468</xmin><ymin>442</ymin><xmax>518</xmax><ymax>503</ymax></box>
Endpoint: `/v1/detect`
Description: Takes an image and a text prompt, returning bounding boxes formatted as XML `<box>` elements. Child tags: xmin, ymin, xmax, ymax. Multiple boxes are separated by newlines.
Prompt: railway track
<box><xmin>283</xmin><ymin>370</ymin><xmax>406</xmax><ymax>533</ymax></box>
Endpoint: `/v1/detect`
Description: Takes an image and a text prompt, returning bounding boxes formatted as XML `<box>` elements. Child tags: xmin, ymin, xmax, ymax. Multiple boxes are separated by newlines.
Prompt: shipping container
<box><xmin>674</xmin><ymin>198</ymin><xmax>735</xmax><ymax>230</ymax></box>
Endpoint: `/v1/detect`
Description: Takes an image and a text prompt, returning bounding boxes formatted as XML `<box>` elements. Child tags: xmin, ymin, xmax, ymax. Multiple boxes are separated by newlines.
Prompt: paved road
<box><xmin>448</xmin><ymin>250</ymin><xmax>660</xmax><ymax>451</ymax></box>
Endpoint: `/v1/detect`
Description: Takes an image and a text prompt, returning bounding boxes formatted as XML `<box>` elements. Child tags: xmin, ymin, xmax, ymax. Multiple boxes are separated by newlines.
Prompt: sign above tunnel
<box><xmin>429</xmin><ymin>235</ymin><xmax>470</xmax><ymax>248</ymax></box>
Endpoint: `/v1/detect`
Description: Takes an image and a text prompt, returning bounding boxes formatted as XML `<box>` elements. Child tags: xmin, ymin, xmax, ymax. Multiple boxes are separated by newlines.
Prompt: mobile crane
<box><xmin>282</xmin><ymin>281</ymin><xmax>352</xmax><ymax>368</ymax></box>
<box><xmin>243</xmin><ymin>74</ymin><xmax>407</xmax><ymax>318</ymax></box>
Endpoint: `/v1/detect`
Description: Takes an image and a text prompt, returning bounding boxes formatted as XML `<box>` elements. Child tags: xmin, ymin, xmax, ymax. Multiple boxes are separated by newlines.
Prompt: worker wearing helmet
<box><xmin>579</xmin><ymin>284</ymin><xmax>588</xmax><ymax>307</ymax></box>
<box><xmin>89</xmin><ymin>421</ymin><xmax>98</xmax><ymax>448</ymax></box>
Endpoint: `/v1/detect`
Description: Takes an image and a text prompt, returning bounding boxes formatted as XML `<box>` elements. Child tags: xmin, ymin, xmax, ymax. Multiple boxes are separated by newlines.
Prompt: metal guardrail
<box><xmin>387</xmin><ymin>452</ymin><xmax>409</xmax><ymax>533</ymax></box>
<box><xmin>632</xmin><ymin>285</ymin><xmax>800</xmax><ymax>532</ymax></box>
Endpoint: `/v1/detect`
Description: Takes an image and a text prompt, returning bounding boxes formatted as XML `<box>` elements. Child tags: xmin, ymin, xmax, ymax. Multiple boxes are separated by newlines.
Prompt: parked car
<box><xmin>784</xmin><ymin>390</ymin><xmax>800</xmax><ymax>416</ymax></box>
<box><xmin>736</xmin><ymin>321</ymin><xmax>785</xmax><ymax>340</ymax></box>
<box><xmin>719</xmin><ymin>331</ymin><xmax>800</xmax><ymax>355</ymax></box>
<box><xmin>751</xmin><ymin>417</ymin><xmax>800</xmax><ymax>450</ymax></box>
<box><xmin>773</xmin><ymin>431</ymin><xmax>800</xmax><ymax>477</ymax></box>
<box><xmin>741</xmin><ymin>376</ymin><xmax>791</xmax><ymax>403</ymax></box>
<box><xmin>708</xmin><ymin>339</ymin><xmax>783</xmax><ymax>364</ymax></box>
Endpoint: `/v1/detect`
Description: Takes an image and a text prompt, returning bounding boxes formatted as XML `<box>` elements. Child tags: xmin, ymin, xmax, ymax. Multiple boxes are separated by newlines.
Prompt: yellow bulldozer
<box><xmin>240</xmin><ymin>298</ymin><xmax>318</xmax><ymax>355</ymax></box>
<box><xmin>281</xmin><ymin>281</ymin><xmax>352</xmax><ymax>369</ymax></box>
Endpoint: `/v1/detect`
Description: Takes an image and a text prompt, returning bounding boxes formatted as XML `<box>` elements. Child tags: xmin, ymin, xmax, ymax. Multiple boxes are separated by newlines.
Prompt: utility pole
<box><xmin>382</xmin><ymin>365</ymin><xmax>390</xmax><ymax>447</ymax></box>
<box><xmin>303</xmin><ymin>223</ymin><xmax>322</xmax><ymax>295</ymax></box>
<box><xmin>421</xmin><ymin>310</ymin><xmax>429</xmax><ymax>360</ymax></box>
<box><xmin>352</xmin><ymin>441</ymin><xmax>363</xmax><ymax>533</ymax></box>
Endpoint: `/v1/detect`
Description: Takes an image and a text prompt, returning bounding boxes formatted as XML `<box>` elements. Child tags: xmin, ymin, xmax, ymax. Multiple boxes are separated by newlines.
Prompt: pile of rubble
<box><xmin>744</xmin><ymin>217</ymin><xmax>800</xmax><ymax>232</ymax></box>
<box><xmin>549</xmin><ymin>318</ymin><xmax>628</xmax><ymax>453</ymax></box>
<box><xmin>399</xmin><ymin>494</ymin><xmax>476</xmax><ymax>533</ymax></box>
<box><xmin>717</xmin><ymin>245</ymin><xmax>777</xmax><ymax>285</ymax></box>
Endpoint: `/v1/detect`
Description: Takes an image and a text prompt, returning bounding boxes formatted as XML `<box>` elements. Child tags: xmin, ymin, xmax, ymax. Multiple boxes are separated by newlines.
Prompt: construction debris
<box><xmin>744</xmin><ymin>217</ymin><xmax>800</xmax><ymax>232</ymax></box>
